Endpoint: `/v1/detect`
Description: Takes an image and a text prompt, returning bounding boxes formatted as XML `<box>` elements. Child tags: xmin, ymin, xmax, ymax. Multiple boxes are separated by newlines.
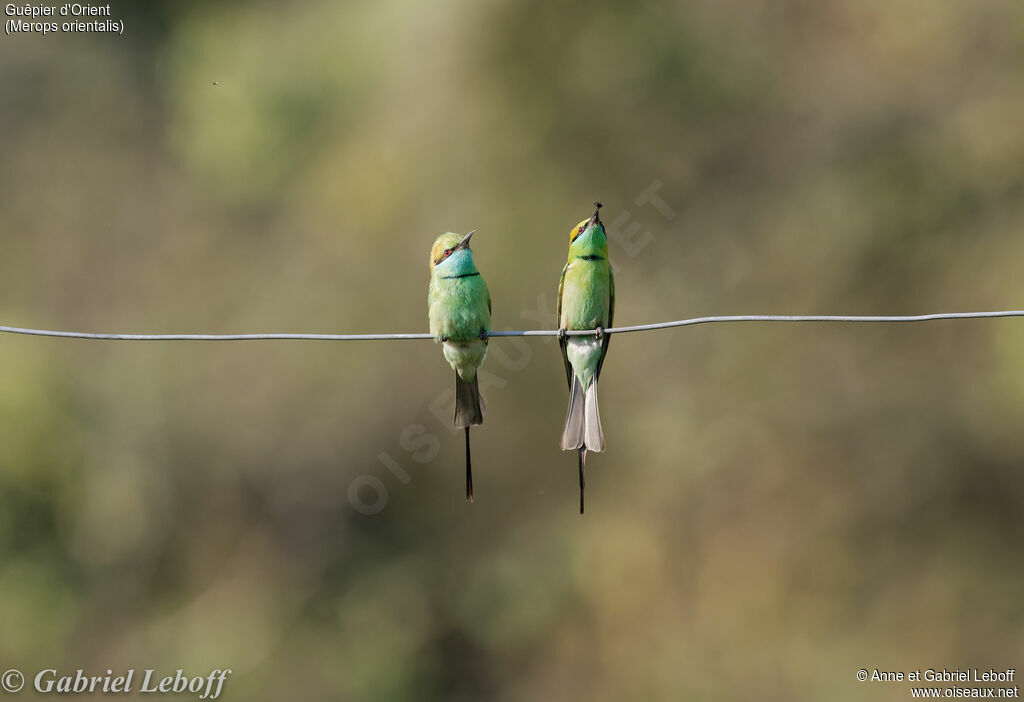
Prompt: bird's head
<box><xmin>568</xmin><ymin>202</ymin><xmax>604</xmax><ymax>244</ymax></box>
<box><xmin>430</xmin><ymin>230</ymin><xmax>476</xmax><ymax>270</ymax></box>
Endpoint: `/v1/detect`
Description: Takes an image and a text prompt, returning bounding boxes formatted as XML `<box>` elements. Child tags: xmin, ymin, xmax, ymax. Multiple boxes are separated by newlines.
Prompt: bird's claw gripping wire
<box><xmin>479</xmin><ymin>329</ymin><xmax>488</xmax><ymax>342</ymax></box>
<box><xmin>594</xmin><ymin>326</ymin><xmax>605</xmax><ymax>340</ymax></box>
<box><xmin>557</xmin><ymin>327</ymin><xmax>567</xmax><ymax>341</ymax></box>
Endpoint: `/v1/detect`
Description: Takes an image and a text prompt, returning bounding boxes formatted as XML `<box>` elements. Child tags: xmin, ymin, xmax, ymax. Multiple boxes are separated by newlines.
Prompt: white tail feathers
<box><xmin>560</xmin><ymin>377</ymin><xmax>605</xmax><ymax>452</ymax></box>
<box><xmin>561</xmin><ymin>377</ymin><xmax>585</xmax><ymax>450</ymax></box>
<box><xmin>584</xmin><ymin>379</ymin><xmax>605</xmax><ymax>452</ymax></box>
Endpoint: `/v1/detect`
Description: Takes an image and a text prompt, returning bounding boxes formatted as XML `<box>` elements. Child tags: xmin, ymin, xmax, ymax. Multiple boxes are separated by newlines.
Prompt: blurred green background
<box><xmin>1</xmin><ymin>1</ymin><xmax>1023</xmax><ymax>700</ymax></box>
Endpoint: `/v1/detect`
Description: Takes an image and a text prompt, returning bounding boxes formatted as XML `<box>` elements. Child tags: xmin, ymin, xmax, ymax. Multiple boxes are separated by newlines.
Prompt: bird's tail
<box><xmin>454</xmin><ymin>372</ymin><xmax>483</xmax><ymax>503</ymax></box>
<box><xmin>578</xmin><ymin>448</ymin><xmax>586</xmax><ymax>514</ymax></box>
<box><xmin>560</xmin><ymin>377</ymin><xmax>585</xmax><ymax>451</ymax></box>
<box><xmin>561</xmin><ymin>376</ymin><xmax>605</xmax><ymax>453</ymax></box>
<box><xmin>584</xmin><ymin>378</ymin><xmax>605</xmax><ymax>453</ymax></box>
<box><xmin>454</xmin><ymin>372</ymin><xmax>484</xmax><ymax>428</ymax></box>
<box><xmin>464</xmin><ymin>427</ymin><xmax>473</xmax><ymax>502</ymax></box>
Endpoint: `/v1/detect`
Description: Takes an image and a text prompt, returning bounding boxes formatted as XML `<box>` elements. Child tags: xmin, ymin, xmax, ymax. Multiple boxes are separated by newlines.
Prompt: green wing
<box><xmin>556</xmin><ymin>262</ymin><xmax>573</xmax><ymax>388</ymax></box>
<box><xmin>485</xmin><ymin>286</ymin><xmax>492</xmax><ymax>343</ymax></box>
<box><xmin>596</xmin><ymin>265</ymin><xmax>614</xmax><ymax>381</ymax></box>
<box><xmin>608</xmin><ymin>265</ymin><xmax>615</xmax><ymax>328</ymax></box>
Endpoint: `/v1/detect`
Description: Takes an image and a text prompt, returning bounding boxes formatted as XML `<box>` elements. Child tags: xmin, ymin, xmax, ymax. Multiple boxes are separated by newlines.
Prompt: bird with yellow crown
<box><xmin>428</xmin><ymin>230</ymin><xmax>491</xmax><ymax>502</ymax></box>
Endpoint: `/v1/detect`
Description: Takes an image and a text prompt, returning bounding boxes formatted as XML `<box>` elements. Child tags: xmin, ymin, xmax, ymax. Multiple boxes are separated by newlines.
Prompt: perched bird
<box><xmin>557</xmin><ymin>203</ymin><xmax>614</xmax><ymax>513</ymax></box>
<box><xmin>428</xmin><ymin>230</ymin><xmax>492</xmax><ymax>501</ymax></box>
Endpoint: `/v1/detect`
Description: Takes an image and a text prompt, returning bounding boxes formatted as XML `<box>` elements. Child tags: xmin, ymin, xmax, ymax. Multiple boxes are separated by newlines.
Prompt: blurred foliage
<box><xmin>1</xmin><ymin>1</ymin><xmax>1024</xmax><ymax>700</ymax></box>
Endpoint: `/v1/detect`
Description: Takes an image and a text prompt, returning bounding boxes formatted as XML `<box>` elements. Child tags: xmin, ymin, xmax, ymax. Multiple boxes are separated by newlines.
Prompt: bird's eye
<box><xmin>578</xmin><ymin>226</ymin><xmax>584</xmax><ymax>234</ymax></box>
<box><xmin>443</xmin><ymin>249</ymin><xmax>452</xmax><ymax>258</ymax></box>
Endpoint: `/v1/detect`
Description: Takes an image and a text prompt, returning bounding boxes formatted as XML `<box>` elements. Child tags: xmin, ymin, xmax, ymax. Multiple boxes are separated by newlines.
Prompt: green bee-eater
<box><xmin>557</xmin><ymin>203</ymin><xmax>614</xmax><ymax>513</ymax></box>
<box><xmin>428</xmin><ymin>230</ymin><xmax>491</xmax><ymax>501</ymax></box>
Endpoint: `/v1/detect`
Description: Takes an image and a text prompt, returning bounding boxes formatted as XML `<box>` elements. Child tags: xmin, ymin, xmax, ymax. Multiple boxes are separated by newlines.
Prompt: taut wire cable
<box><xmin>1</xmin><ymin>310</ymin><xmax>1023</xmax><ymax>341</ymax></box>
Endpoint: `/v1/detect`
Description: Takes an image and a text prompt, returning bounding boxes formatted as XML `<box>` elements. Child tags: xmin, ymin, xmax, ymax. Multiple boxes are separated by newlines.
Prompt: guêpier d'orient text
<box><xmin>5</xmin><ymin>4</ymin><xmax>123</xmax><ymax>35</ymax></box>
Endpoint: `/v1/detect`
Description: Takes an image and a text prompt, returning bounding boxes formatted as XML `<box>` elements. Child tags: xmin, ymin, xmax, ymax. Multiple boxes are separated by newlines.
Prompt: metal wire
<box><xmin>1</xmin><ymin>310</ymin><xmax>1023</xmax><ymax>342</ymax></box>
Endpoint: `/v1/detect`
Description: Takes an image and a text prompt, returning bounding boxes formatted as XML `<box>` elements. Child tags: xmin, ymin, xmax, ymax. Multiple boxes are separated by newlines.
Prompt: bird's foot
<box><xmin>440</xmin><ymin>336</ymin><xmax>449</xmax><ymax>343</ymax></box>
<box><xmin>594</xmin><ymin>326</ymin><xmax>605</xmax><ymax>340</ymax></box>
<box><xmin>479</xmin><ymin>329</ymin><xmax>488</xmax><ymax>342</ymax></box>
<box><xmin>557</xmin><ymin>327</ymin><xmax>566</xmax><ymax>341</ymax></box>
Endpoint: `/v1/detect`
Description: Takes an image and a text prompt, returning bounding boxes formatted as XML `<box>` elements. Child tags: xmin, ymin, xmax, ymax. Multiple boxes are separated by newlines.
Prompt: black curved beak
<box><xmin>455</xmin><ymin>230</ymin><xmax>476</xmax><ymax>250</ymax></box>
<box><xmin>589</xmin><ymin>202</ymin><xmax>603</xmax><ymax>227</ymax></box>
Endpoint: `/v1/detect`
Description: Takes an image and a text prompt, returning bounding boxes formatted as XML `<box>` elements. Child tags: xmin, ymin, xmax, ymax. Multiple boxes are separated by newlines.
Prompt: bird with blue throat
<box><xmin>557</xmin><ymin>202</ymin><xmax>614</xmax><ymax>514</ymax></box>
<box><xmin>428</xmin><ymin>230</ymin><xmax>491</xmax><ymax>501</ymax></box>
